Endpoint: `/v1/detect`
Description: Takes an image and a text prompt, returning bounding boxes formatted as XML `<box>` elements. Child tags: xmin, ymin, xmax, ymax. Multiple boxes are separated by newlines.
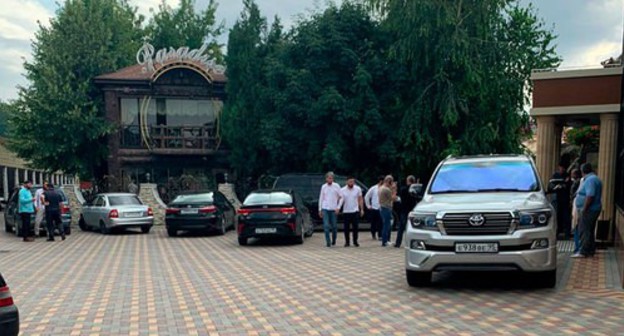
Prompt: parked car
<box><xmin>79</xmin><ymin>193</ymin><xmax>153</xmax><ymax>234</ymax></box>
<box><xmin>272</xmin><ymin>173</ymin><xmax>400</xmax><ymax>229</ymax></box>
<box><xmin>0</xmin><ymin>273</ymin><xmax>19</xmax><ymax>336</ymax></box>
<box><xmin>3</xmin><ymin>186</ymin><xmax>71</xmax><ymax>236</ymax></box>
<box><xmin>405</xmin><ymin>154</ymin><xmax>557</xmax><ymax>288</ymax></box>
<box><xmin>237</xmin><ymin>189</ymin><xmax>314</xmax><ymax>246</ymax></box>
<box><xmin>165</xmin><ymin>191</ymin><xmax>236</xmax><ymax>237</ymax></box>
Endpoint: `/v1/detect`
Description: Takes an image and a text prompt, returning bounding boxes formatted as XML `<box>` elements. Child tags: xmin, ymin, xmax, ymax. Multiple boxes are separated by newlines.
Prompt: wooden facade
<box><xmin>94</xmin><ymin>59</ymin><xmax>230</xmax><ymax>192</ymax></box>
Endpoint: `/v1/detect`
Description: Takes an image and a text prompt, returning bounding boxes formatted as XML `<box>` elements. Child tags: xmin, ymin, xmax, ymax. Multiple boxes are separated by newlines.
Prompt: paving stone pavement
<box><xmin>0</xmin><ymin>225</ymin><xmax>622</xmax><ymax>336</ymax></box>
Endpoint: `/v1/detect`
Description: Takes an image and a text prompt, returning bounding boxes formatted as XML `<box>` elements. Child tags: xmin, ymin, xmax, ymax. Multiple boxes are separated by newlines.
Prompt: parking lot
<box><xmin>0</xmin><ymin>221</ymin><xmax>623</xmax><ymax>335</ymax></box>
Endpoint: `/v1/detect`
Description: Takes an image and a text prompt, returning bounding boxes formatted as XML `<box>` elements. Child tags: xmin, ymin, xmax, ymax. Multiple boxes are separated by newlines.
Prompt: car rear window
<box><xmin>172</xmin><ymin>193</ymin><xmax>214</xmax><ymax>204</ymax></box>
<box><xmin>244</xmin><ymin>192</ymin><xmax>293</xmax><ymax>206</ymax></box>
<box><xmin>430</xmin><ymin>160</ymin><xmax>540</xmax><ymax>194</ymax></box>
<box><xmin>108</xmin><ymin>195</ymin><xmax>143</xmax><ymax>206</ymax></box>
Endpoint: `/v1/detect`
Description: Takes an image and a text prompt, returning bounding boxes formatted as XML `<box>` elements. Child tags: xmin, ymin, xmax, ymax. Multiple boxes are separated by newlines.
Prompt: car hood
<box><xmin>414</xmin><ymin>192</ymin><xmax>550</xmax><ymax>213</ymax></box>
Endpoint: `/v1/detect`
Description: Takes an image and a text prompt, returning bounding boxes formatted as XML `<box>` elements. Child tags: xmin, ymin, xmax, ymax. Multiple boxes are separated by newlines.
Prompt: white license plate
<box><xmin>181</xmin><ymin>209</ymin><xmax>198</xmax><ymax>215</ymax></box>
<box><xmin>255</xmin><ymin>228</ymin><xmax>277</xmax><ymax>234</ymax></box>
<box><xmin>125</xmin><ymin>212</ymin><xmax>143</xmax><ymax>218</ymax></box>
<box><xmin>455</xmin><ymin>243</ymin><xmax>499</xmax><ymax>253</ymax></box>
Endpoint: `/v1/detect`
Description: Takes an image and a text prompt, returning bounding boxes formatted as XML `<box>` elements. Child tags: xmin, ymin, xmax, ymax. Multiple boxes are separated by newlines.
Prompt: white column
<box><xmin>31</xmin><ymin>171</ymin><xmax>36</xmax><ymax>185</ymax></box>
<box><xmin>23</xmin><ymin>169</ymin><xmax>27</xmax><ymax>182</ymax></box>
<box><xmin>39</xmin><ymin>172</ymin><xmax>43</xmax><ymax>185</ymax></box>
<box><xmin>3</xmin><ymin>167</ymin><xmax>8</xmax><ymax>200</ymax></box>
<box><xmin>14</xmin><ymin>169</ymin><xmax>18</xmax><ymax>187</ymax></box>
<box><xmin>597</xmin><ymin>113</ymin><xmax>619</xmax><ymax>231</ymax></box>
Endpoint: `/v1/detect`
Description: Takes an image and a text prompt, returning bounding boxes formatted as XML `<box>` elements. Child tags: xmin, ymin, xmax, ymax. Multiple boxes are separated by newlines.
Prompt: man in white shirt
<box><xmin>319</xmin><ymin>172</ymin><xmax>342</xmax><ymax>247</ymax></box>
<box><xmin>341</xmin><ymin>176</ymin><xmax>364</xmax><ymax>247</ymax></box>
<box><xmin>34</xmin><ymin>182</ymin><xmax>49</xmax><ymax>238</ymax></box>
<box><xmin>364</xmin><ymin>176</ymin><xmax>384</xmax><ymax>240</ymax></box>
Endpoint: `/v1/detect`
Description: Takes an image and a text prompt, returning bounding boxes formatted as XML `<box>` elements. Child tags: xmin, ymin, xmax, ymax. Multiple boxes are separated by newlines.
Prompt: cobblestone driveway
<box><xmin>0</xmin><ymin>225</ymin><xmax>622</xmax><ymax>335</ymax></box>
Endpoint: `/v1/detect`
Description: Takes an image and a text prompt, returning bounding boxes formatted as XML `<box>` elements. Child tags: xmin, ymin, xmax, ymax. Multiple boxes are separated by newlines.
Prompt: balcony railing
<box><xmin>120</xmin><ymin>125</ymin><xmax>218</xmax><ymax>150</ymax></box>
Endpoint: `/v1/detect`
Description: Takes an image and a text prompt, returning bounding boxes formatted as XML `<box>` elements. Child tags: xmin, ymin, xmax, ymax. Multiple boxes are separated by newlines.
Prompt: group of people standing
<box><xmin>18</xmin><ymin>180</ymin><xmax>66</xmax><ymax>242</ymax></box>
<box><xmin>318</xmin><ymin>172</ymin><xmax>419</xmax><ymax>248</ymax></box>
<box><xmin>550</xmin><ymin>162</ymin><xmax>603</xmax><ymax>258</ymax></box>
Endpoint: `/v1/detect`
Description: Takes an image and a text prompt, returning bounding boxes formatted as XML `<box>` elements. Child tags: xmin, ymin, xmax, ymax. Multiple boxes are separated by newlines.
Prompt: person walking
<box><xmin>378</xmin><ymin>175</ymin><xmax>396</xmax><ymax>247</ymax></box>
<box><xmin>34</xmin><ymin>181</ymin><xmax>49</xmax><ymax>238</ymax></box>
<box><xmin>364</xmin><ymin>176</ymin><xmax>384</xmax><ymax>240</ymax></box>
<box><xmin>319</xmin><ymin>172</ymin><xmax>342</xmax><ymax>247</ymax></box>
<box><xmin>570</xmin><ymin>169</ymin><xmax>583</xmax><ymax>254</ymax></box>
<box><xmin>18</xmin><ymin>180</ymin><xmax>36</xmax><ymax>242</ymax></box>
<box><xmin>572</xmin><ymin>163</ymin><xmax>602</xmax><ymax>258</ymax></box>
<box><xmin>341</xmin><ymin>176</ymin><xmax>364</xmax><ymax>247</ymax></box>
<box><xmin>395</xmin><ymin>175</ymin><xmax>418</xmax><ymax>248</ymax></box>
<box><xmin>43</xmin><ymin>183</ymin><xmax>65</xmax><ymax>242</ymax></box>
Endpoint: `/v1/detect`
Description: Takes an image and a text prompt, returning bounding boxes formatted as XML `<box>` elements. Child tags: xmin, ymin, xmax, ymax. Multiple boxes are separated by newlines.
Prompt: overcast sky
<box><xmin>0</xmin><ymin>0</ymin><xmax>622</xmax><ymax>101</ymax></box>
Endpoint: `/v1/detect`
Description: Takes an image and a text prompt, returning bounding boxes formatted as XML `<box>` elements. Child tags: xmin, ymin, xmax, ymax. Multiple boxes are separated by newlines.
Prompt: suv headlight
<box><xmin>516</xmin><ymin>209</ymin><xmax>552</xmax><ymax>229</ymax></box>
<box><xmin>409</xmin><ymin>212</ymin><xmax>438</xmax><ymax>230</ymax></box>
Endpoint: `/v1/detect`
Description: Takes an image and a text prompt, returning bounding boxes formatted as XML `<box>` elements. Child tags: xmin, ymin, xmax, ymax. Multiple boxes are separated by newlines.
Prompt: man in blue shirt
<box><xmin>572</xmin><ymin>163</ymin><xmax>602</xmax><ymax>258</ymax></box>
<box><xmin>18</xmin><ymin>180</ymin><xmax>36</xmax><ymax>242</ymax></box>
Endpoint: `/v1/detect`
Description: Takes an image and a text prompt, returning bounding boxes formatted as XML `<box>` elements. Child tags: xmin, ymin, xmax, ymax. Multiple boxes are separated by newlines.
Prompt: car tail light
<box><xmin>237</xmin><ymin>223</ymin><xmax>244</xmax><ymax>234</ymax></box>
<box><xmin>0</xmin><ymin>286</ymin><xmax>14</xmax><ymax>307</ymax></box>
<box><xmin>237</xmin><ymin>208</ymin><xmax>296</xmax><ymax>215</ymax></box>
<box><xmin>199</xmin><ymin>205</ymin><xmax>217</xmax><ymax>214</ymax></box>
<box><xmin>108</xmin><ymin>209</ymin><xmax>119</xmax><ymax>218</ymax></box>
<box><xmin>166</xmin><ymin>208</ymin><xmax>180</xmax><ymax>215</ymax></box>
<box><xmin>280</xmin><ymin>207</ymin><xmax>296</xmax><ymax>215</ymax></box>
<box><xmin>61</xmin><ymin>204</ymin><xmax>70</xmax><ymax>214</ymax></box>
<box><xmin>287</xmin><ymin>221</ymin><xmax>296</xmax><ymax>231</ymax></box>
<box><xmin>147</xmin><ymin>208</ymin><xmax>153</xmax><ymax>216</ymax></box>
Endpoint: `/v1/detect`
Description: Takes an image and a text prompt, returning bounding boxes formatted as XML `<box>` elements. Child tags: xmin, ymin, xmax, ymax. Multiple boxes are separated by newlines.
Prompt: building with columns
<box><xmin>0</xmin><ymin>141</ymin><xmax>75</xmax><ymax>201</ymax></box>
<box><xmin>530</xmin><ymin>64</ymin><xmax>623</xmax><ymax>287</ymax></box>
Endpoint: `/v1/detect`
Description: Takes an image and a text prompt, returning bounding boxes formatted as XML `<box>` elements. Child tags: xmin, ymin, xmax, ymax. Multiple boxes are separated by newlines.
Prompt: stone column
<box><xmin>535</xmin><ymin>116</ymin><xmax>558</xmax><ymax>186</ymax></box>
<box><xmin>597</xmin><ymin>113</ymin><xmax>619</xmax><ymax>229</ymax></box>
<box><xmin>14</xmin><ymin>169</ymin><xmax>18</xmax><ymax>187</ymax></box>
<box><xmin>39</xmin><ymin>172</ymin><xmax>43</xmax><ymax>185</ymax></box>
<box><xmin>3</xmin><ymin>167</ymin><xmax>8</xmax><ymax>200</ymax></box>
<box><xmin>23</xmin><ymin>169</ymin><xmax>28</xmax><ymax>182</ymax></box>
<box><xmin>31</xmin><ymin>171</ymin><xmax>36</xmax><ymax>185</ymax></box>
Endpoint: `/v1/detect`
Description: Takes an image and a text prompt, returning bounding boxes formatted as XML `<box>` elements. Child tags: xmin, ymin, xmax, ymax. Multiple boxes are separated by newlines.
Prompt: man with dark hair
<box><xmin>340</xmin><ymin>176</ymin><xmax>363</xmax><ymax>247</ymax></box>
<box><xmin>18</xmin><ymin>180</ymin><xmax>35</xmax><ymax>242</ymax></box>
<box><xmin>550</xmin><ymin>164</ymin><xmax>571</xmax><ymax>239</ymax></box>
<box><xmin>396</xmin><ymin>175</ymin><xmax>418</xmax><ymax>248</ymax></box>
<box><xmin>572</xmin><ymin>163</ymin><xmax>602</xmax><ymax>258</ymax></box>
<box><xmin>43</xmin><ymin>183</ymin><xmax>65</xmax><ymax>242</ymax></box>
<box><xmin>364</xmin><ymin>175</ymin><xmax>384</xmax><ymax>240</ymax></box>
<box><xmin>318</xmin><ymin>172</ymin><xmax>342</xmax><ymax>247</ymax></box>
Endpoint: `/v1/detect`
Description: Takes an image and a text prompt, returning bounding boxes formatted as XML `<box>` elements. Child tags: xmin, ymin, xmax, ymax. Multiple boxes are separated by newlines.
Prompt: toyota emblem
<box><xmin>468</xmin><ymin>214</ymin><xmax>485</xmax><ymax>226</ymax></box>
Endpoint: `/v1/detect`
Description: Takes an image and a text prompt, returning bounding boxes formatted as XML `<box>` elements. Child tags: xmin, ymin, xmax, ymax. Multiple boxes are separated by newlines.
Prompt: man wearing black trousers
<box><xmin>340</xmin><ymin>176</ymin><xmax>364</xmax><ymax>247</ymax></box>
<box><xmin>43</xmin><ymin>183</ymin><xmax>65</xmax><ymax>242</ymax></box>
<box><xmin>365</xmin><ymin>176</ymin><xmax>384</xmax><ymax>240</ymax></box>
<box><xmin>396</xmin><ymin>175</ymin><xmax>418</xmax><ymax>248</ymax></box>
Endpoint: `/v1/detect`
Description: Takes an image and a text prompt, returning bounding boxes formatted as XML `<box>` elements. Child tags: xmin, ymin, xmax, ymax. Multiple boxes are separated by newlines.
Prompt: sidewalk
<box><xmin>558</xmin><ymin>240</ymin><xmax>623</xmax><ymax>294</ymax></box>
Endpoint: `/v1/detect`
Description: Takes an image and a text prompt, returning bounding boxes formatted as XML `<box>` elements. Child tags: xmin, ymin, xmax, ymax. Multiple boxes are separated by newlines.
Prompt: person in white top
<box><xmin>341</xmin><ymin>177</ymin><xmax>364</xmax><ymax>247</ymax></box>
<box><xmin>364</xmin><ymin>176</ymin><xmax>384</xmax><ymax>240</ymax></box>
<box><xmin>34</xmin><ymin>182</ymin><xmax>49</xmax><ymax>237</ymax></box>
<box><xmin>318</xmin><ymin>172</ymin><xmax>342</xmax><ymax>247</ymax></box>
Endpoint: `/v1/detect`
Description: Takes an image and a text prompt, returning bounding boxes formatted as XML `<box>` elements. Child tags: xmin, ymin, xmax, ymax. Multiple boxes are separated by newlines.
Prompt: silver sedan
<box><xmin>79</xmin><ymin>193</ymin><xmax>154</xmax><ymax>234</ymax></box>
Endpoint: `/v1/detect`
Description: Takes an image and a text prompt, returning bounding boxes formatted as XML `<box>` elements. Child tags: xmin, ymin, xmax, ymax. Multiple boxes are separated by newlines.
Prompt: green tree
<box><xmin>222</xmin><ymin>0</ymin><xmax>271</xmax><ymax>178</ymax></box>
<box><xmin>145</xmin><ymin>0</ymin><xmax>224</xmax><ymax>63</ymax></box>
<box><xmin>0</xmin><ymin>100</ymin><xmax>14</xmax><ymax>137</ymax></box>
<box><xmin>368</xmin><ymin>0</ymin><xmax>561</xmax><ymax>177</ymax></box>
<box><xmin>9</xmin><ymin>0</ymin><xmax>143</xmax><ymax>178</ymax></box>
<box><xmin>224</xmin><ymin>1</ymin><xmax>398</xmax><ymax>182</ymax></box>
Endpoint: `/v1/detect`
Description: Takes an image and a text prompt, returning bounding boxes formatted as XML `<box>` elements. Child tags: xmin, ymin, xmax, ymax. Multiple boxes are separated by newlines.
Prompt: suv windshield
<box><xmin>244</xmin><ymin>192</ymin><xmax>293</xmax><ymax>206</ymax></box>
<box><xmin>430</xmin><ymin>160</ymin><xmax>540</xmax><ymax>194</ymax></box>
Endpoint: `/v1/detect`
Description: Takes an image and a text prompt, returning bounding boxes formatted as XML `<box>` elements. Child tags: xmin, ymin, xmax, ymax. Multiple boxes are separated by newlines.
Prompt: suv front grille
<box><xmin>442</xmin><ymin>212</ymin><xmax>512</xmax><ymax>235</ymax></box>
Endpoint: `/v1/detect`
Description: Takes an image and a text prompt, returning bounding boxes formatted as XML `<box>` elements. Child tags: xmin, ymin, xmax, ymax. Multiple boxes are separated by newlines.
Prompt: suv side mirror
<box><xmin>409</xmin><ymin>184</ymin><xmax>424</xmax><ymax>197</ymax></box>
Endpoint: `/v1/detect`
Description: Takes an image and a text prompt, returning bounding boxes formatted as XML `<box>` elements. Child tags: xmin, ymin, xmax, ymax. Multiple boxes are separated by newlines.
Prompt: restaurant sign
<box><xmin>136</xmin><ymin>42</ymin><xmax>225</xmax><ymax>74</ymax></box>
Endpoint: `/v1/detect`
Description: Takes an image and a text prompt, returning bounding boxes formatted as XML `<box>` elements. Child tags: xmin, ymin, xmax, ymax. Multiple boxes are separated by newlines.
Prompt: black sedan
<box><xmin>165</xmin><ymin>191</ymin><xmax>236</xmax><ymax>237</ymax></box>
<box><xmin>237</xmin><ymin>189</ymin><xmax>314</xmax><ymax>246</ymax></box>
<box><xmin>0</xmin><ymin>273</ymin><xmax>19</xmax><ymax>336</ymax></box>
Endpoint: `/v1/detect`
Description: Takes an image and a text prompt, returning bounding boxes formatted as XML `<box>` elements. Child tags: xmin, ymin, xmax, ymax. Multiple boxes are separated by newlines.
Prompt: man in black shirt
<box><xmin>43</xmin><ymin>184</ymin><xmax>65</xmax><ymax>241</ymax></box>
<box><xmin>395</xmin><ymin>175</ymin><xmax>419</xmax><ymax>248</ymax></box>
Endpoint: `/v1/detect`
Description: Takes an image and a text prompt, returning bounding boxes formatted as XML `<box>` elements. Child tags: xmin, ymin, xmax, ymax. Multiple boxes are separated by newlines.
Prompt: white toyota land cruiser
<box><xmin>405</xmin><ymin>154</ymin><xmax>557</xmax><ymax>288</ymax></box>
